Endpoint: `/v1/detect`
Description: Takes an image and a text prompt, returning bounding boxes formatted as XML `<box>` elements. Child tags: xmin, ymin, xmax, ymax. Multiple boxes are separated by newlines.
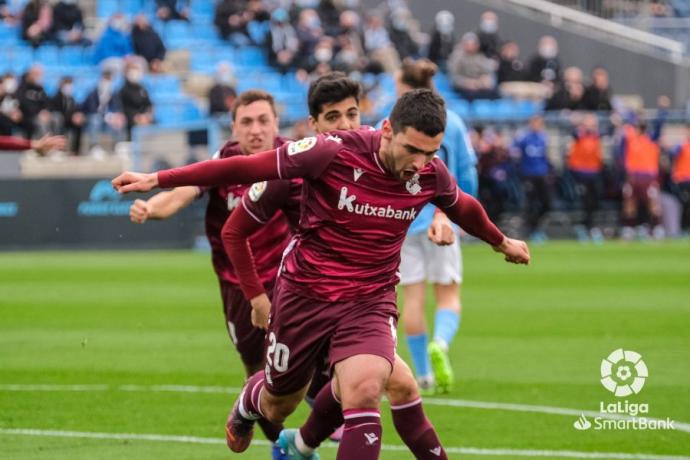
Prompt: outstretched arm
<box><xmin>112</xmin><ymin>149</ymin><xmax>280</xmax><ymax>193</ymax></box>
<box><xmin>221</xmin><ymin>203</ymin><xmax>272</xmax><ymax>329</ymax></box>
<box><xmin>440</xmin><ymin>188</ymin><xmax>530</xmax><ymax>264</ymax></box>
<box><xmin>129</xmin><ymin>186</ymin><xmax>200</xmax><ymax>223</ymax></box>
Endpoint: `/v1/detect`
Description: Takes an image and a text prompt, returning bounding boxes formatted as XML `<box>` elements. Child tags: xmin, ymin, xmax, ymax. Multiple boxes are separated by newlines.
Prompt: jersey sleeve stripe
<box><xmin>441</xmin><ymin>187</ymin><xmax>460</xmax><ymax>208</ymax></box>
<box><xmin>241</xmin><ymin>198</ymin><xmax>267</xmax><ymax>224</ymax></box>
<box><xmin>275</xmin><ymin>148</ymin><xmax>283</xmax><ymax>179</ymax></box>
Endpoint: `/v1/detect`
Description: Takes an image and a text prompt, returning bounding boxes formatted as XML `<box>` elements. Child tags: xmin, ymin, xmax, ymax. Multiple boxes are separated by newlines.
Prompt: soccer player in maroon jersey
<box><xmin>127</xmin><ymin>90</ymin><xmax>292</xmax><ymax>459</ymax></box>
<box><xmin>222</xmin><ymin>72</ymin><xmax>454</xmax><ymax>460</ymax></box>
<box><xmin>224</xmin><ymin>73</ymin><xmax>454</xmax><ymax>459</ymax></box>
<box><xmin>0</xmin><ymin>134</ymin><xmax>65</xmax><ymax>153</ymax></box>
<box><xmin>113</xmin><ymin>89</ymin><xmax>530</xmax><ymax>460</ymax></box>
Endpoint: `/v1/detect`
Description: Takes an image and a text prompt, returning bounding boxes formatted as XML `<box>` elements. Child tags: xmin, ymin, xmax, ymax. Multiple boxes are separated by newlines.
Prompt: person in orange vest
<box><xmin>567</xmin><ymin>112</ymin><xmax>604</xmax><ymax>243</ymax></box>
<box><xmin>671</xmin><ymin>123</ymin><xmax>690</xmax><ymax>234</ymax></box>
<box><xmin>616</xmin><ymin>101</ymin><xmax>667</xmax><ymax>240</ymax></box>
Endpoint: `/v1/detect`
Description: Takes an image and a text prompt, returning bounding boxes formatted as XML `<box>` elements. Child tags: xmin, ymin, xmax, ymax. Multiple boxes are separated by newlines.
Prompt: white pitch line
<box><xmin>1</xmin><ymin>383</ymin><xmax>688</xmax><ymax>435</ymax></box>
<box><xmin>1</xmin><ymin>428</ymin><xmax>689</xmax><ymax>460</ymax></box>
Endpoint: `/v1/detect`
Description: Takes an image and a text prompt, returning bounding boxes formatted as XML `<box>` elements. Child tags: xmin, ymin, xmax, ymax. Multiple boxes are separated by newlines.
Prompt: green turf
<box><xmin>1</xmin><ymin>241</ymin><xmax>689</xmax><ymax>459</ymax></box>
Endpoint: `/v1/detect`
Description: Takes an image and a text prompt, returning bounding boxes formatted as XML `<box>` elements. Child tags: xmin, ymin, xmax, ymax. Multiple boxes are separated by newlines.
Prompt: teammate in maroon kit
<box><xmin>0</xmin><ymin>134</ymin><xmax>65</xmax><ymax>153</ymax></box>
<box><xmin>224</xmin><ymin>73</ymin><xmax>454</xmax><ymax>459</ymax></box>
<box><xmin>127</xmin><ymin>90</ymin><xmax>291</xmax><ymax>459</ymax></box>
<box><xmin>113</xmin><ymin>89</ymin><xmax>530</xmax><ymax>460</ymax></box>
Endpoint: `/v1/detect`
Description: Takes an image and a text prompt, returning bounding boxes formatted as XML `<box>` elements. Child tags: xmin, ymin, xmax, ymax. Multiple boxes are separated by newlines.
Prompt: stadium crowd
<box><xmin>1</xmin><ymin>0</ymin><xmax>689</xmax><ymax>239</ymax></box>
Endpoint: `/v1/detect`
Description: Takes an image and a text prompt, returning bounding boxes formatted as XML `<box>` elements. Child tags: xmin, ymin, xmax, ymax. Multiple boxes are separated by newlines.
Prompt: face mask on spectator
<box><xmin>392</xmin><ymin>17</ymin><xmax>408</xmax><ymax>31</ymax></box>
<box><xmin>435</xmin><ymin>11</ymin><xmax>454</xmax><ymax>35</ymax></box>
<box><xmin>307</xmin><ymin>16</ymin><xmax>321</xmax><ymax>29</ymax></box>
<box><xmin>112</xmin><ymin>18</ymin><xmax>128</xmax><ymax>32</ymax></box>
<box><xmin>315</xmin><ymin>47</ymin><xmax>333</xmax><ymax>63</ymax></box>
<box><xmin>217</xmin><ymin>71</ymin><xmax>234</xmax><ymax>85</ymax></box>
<box><xmin>3</xmin><ymin>78</ymin><xmax>17</xmax><ymax>94</ymax></box>
<box><xmin>127</xmin><ymin>69</ymin><xmax>143</xmax><ymax>83</ymax></box>
<box><xmin>338</xmin><ymin>49</ymin><xmax>358</xmax><ymax>65</ymax></box>
<box><xmin>480</xmin><ymin>19</ymin><xmax>498</xmax><ymax>34</ymax></box>
<box><xmin>62</xmin><ymin>84</ymin><xmax>73</xmax><ymax>96</ymax></box>
<box><xmin>539</xmin><ymin>45</ymin><xmax>557</xmax><ymax>59</ymax></box>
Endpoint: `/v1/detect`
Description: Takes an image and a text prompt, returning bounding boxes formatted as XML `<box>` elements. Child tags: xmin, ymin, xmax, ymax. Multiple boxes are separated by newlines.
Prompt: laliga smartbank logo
<box><xmin>573</xmin><ymin>349</ymin><xmax>675</xmax><ymax>432</ymax></box>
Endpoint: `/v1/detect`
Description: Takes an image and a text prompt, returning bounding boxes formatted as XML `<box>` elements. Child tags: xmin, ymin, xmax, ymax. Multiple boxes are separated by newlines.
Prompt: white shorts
<box><xmin>399</xmin><ymin>232</ymin><xmax>462</xmax><ymax>286</ymax></box>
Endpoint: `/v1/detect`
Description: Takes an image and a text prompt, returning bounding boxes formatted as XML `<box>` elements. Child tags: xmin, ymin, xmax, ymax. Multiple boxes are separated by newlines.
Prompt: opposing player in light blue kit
<box><xmin>393</xmin><ymin>59</ymin><xmax>478</xmax><ymax>393</ymax></box>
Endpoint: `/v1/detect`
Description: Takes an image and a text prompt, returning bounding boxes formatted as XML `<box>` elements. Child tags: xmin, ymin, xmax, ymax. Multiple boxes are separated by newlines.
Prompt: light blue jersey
<box><xmin>407</xmin><ymin>109</ymin><xmax>478</xmax><ymax>235</ymax></box>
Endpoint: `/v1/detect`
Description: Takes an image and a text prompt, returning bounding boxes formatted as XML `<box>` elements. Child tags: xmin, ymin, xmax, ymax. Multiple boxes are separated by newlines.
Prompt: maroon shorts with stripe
<box><xmin>220</xmin><ymin>280</ymin><xmax>271</xmax><ymax>370</ymax></box>
<box><xmin>262</xmin><ymin>277</ymin><xmax>399</xmax><ymax>396</ymax></box>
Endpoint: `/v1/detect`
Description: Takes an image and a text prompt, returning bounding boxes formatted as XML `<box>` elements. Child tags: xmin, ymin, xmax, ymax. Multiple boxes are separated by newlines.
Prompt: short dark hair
<box><xmin>232</xmin><ymin>89</ymin><xmax>276</xmax><ymax>120</ymax></box>
<box><xmin>308</xmin><ymin>72</ymin><xmax>361</xmax><ymax>118</ymax></box>
<box><xmin>399</xmin><ymin>58</ymin><xmax>437</xmax><ymax>90</ymax></box>
<box><xmin>389</xmin><ymin>89</ymin><xmax>446</xmax><ymax>137</ymax></box>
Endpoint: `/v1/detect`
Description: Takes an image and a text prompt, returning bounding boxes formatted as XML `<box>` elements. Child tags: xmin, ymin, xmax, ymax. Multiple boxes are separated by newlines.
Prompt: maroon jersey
<box><xmin>241</xmin><ymin>178</ymin><xmax>303</xmax><ymax>231</ymax></box>
<box><xmin>274</xmin><ymin>128</ymin><xmax>458</xmax><ymax>301</ymax></box>
<box><xmin>205</xmin><ymin>138</ymin><xmax>291</xmax><ymax>286</ymax></box>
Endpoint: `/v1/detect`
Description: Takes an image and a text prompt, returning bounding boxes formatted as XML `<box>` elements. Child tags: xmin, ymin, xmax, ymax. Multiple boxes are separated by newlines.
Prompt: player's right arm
<box><xmin>112</xmin><ymin>135</ymin><xmax>339</xmax><ymax>194</ymax></box>
<box><xmin>129</xmin><ymin>186</ymin><xmax>200</xmax><ymax>224</ymax></box>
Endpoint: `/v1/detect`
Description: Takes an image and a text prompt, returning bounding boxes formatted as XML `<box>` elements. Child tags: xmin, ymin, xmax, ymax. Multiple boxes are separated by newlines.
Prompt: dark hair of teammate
<box><xmin>399</xmin><ymin>58</ymin><xmax>437</xmax><ymax>90</ymax></box>
<box><xmin>389</xmin><ymin>89</ymin><xmax>446</xmax><ymax>137</ymax></box>
<box><xmin>307</xmin><ymin>72</ymin><xmax>361</xmax><ymax>118</ymax></box>
<box><xmin>232</xmin><ymin>89</ymin><xmax>277</xmax><ymax>120</ymax></box>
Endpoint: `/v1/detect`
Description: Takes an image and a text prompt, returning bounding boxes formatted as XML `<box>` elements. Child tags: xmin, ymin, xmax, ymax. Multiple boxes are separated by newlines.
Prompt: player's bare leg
<box><xmin>428</xmin><ymin>282</ymin><xmax>460</xmax><ymax>393</ymax></box>
<box><xmin>402</xmin><ymin>282</ymin><xmax>434</xmax><ymax>391</ymax></box>
<box><xmin>333</xmin><ymin>354</ymin><xmax>391</xmax><ymax>460</ymax></box>
<box><xmin>240</xmin><ymin>361</ymin><xmax>287</xmax><ymax>449</ymax></box>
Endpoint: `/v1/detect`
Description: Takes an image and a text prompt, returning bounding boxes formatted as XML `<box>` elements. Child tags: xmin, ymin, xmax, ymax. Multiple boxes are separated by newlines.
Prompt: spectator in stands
<box><xmin>244</xmin><ymin>0</ymin><xmax>271</xmax><ymax>45</ymax></box>
<box><xmin>476</xmin><ymin>10</ymin><xmax>501</xmax><ymax>59</ymax></box>
<box><xmin>16</xmin><ymin>65</ymin><xmax>50</xmax><ymax>139</ymax></box>
<box><xmin>511</xmin><ymin>114</ymin><xmax>551</xmax><ymax>241</ymax></box>
<box><xmin>545</xmin><ymin>66</ymin><xmax>586</xmax><ymax>111</ymax></box>
<box><xmin>617</xmin><ymin>99</ymin><xmax>668</xmax><ymax>240</ymax></box>
<box><xmin>447</xmin><ymin>32</ymin><xmax>498</xmax><ymax>101</ymax></box>
<box><xmin>583</xmin><ymin>66</ymin><xmax>613</xmax><ymax>111</ymax></box>
<box><xmin>428</xmin><ymin>10</ymin><xmax>456</xmax><ymax>70</ymax></box>
<box><xmin>82</xmin><ymin>70</ymin><xmax>125</xmax><ymax>153</ymax></box>
<box><xmin>497</xmin><ymin>41</ymin><xmax>526</xmax><ymax>83</ymax></box>
<box><xmin>567</xmin><ymin>112</ymin><xmax>604</xmax><ymax>242</ymax></box>
<box><xmin>156</xmin><ymin>0</ymin><xmax>189</xmax><ymax>22</ymax></box>
<box><xmin>475</xmin><ymin>125</ymin><xmax>511</xmax><ymax>221</ymax></box>
<box><xmin>131</xmin><ymin>14</ymin><xmax>166</xmax><ymax>74</ymax></box>
<box><xmin>294</xmin><ymin>8</ymin><xmax>324</xmax><ymax>72</ymax></box>
<box><xmin>317</xmin><ymin>0</ymin><xmax>343</xmax><ymax>36</ymax></box>
<box><xmin>670</xmin><ymin>123</ymin><xmax>690</xmax><ymax>234</ymax></box>
<box><xmin>0</xmin><ymin>73</ymin><xmax>22</xmax><ymax>136</ymax></box>
<box><xmin>334</xmin><ymin>10</ymin><xmax>369</xmax><ymax>72</ymax></box>
<box><xmin>388</xmin><ymin>7</ymin><xmax>419</xmax><ymax>60</ymax></box>
<box><xmin>363</xmin><ymin>13</ymin><xmax>399</xmax><ymax>73</ymax></box>
<box><xmin>266</xmin><ymin>8</ymin><xmax>299</xmax><ymax>74</ymax></box>
<box><xmin>208</xmin><ymin>61</ymin><xmax>237</xmax><ymax>117</ymax></box>
<box><xmin>0</xmin><ymin>0</ymin><xmax>14</xmax><ymax>24</ymax></box>
<box><xmin>93</xmin><ymin>13</ymin><xmax>132</xmax><ymax>67</ymax></box>
<box><xmin>528</xmin><ymin>35</ymin><xmax>562</xmax><ymax>88</ymax></box>
<box><xmin>119</xmin><ymin>62</ymin><xmax>153</xmax><ymax>139</ymax></box>
<box><xmin>51</xmin><ymin>0</ymin><xmax>88</xmax><ymax>46</ymax></box>
<box><xmin>214</xmin><ymin>0</ymin><xmax>250</xmax><ymax>44</ymax></box>
<box><xmin>49</xmin><ymin>76</ymin><xmax>84</xmax><ymax>155</ymax></box>
<box><xmin>21</xmin><ymin>0</ymin><xmax>53</xmax><ymax>47</ymax></box>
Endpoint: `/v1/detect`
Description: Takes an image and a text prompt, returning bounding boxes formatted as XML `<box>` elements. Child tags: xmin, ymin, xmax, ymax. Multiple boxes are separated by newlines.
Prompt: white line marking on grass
<box><xmin>2</xmin><ymin>384</ymin><xmax>688</xmax><ymax>435</ymax></box>
<box><xmin>1</xmin><ymin>428</ymin><xmax>689</xmax><ymax>460</ymax></box>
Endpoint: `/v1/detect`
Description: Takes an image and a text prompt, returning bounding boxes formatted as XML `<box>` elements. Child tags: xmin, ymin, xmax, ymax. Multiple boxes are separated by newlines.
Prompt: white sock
<box><xmin>295</xmin><ymin>430</ymin><xmax>315</xmax><ymax>455</ymax></box>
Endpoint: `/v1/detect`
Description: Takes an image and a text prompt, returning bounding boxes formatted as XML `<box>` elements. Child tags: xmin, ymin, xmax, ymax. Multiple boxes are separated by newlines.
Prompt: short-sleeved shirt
<box><xmin>205</xmin><ymin>138</ymin><xmax>292</xmax><ymax>287</ymax></box>
<box><xmin>270</xmin><ymin>127</ymin><xmax>458</xmax><ymax>301</ymax></box>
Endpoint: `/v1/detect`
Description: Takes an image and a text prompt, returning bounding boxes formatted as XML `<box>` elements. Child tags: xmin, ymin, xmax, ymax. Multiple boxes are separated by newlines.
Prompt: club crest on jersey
<box><xmin>326</xmin><ymin>134</ymin><xmax>342</xmax><ymax>143</ymax></box>
<box><xmin>288</xmin><ymin>137</ymin><xmax>317</xmax><ymax>155</ymax></box>
<box><xmin>406</xmin><ymin>173</ymin><xmax>422</xmax><ymax>195</ymax></box>
<box><xmin>353</xmin><ymin>168</ymin><xmax>363</xmax><ymax>182</ymax></box>
<box><xmin>227</xmin><ymin>193</ymin><xmax>240</xmax><ymax>210</ymax></box>
<box><xmin>248</xmin><ymin>181</ymin><xmax>267</xmax><ymax>202</ymax></box>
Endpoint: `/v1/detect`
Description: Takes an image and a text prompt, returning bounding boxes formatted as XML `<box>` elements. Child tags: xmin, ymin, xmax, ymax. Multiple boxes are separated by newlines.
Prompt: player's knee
<box><xmin>344</xmin><ymin>376</ymin><xmax>386</xmax><ymax>408</ymax></box>
<box><xmin>262</xmin><ymin>392</ymin><xmax>301</xmax><ymax>424</ymax></box>
<box><xmin>386</xmin><ymin>372</ymin><xmax>419</xmax><ymax>405</ymax></box>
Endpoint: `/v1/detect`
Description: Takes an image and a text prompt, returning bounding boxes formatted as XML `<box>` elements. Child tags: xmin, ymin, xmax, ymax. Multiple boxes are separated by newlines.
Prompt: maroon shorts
<box><xmin>220</xmin><ymin>280</ymin><xmax>270</xmax><ymax>369</ymax></box>
<box><xmin>262</xmin><ymin>278</ymin><xmax>399</xmax><ymax>396</ymax></box>
<box><xmin>623</xmin><ymin>175</ymin><xmax>659</xmax><ymax>202</ymax></box>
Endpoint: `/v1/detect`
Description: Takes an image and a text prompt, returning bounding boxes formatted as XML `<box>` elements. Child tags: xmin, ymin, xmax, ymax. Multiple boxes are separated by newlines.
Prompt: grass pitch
<box><xmin>1</xmin><ymin>241</ymin><xmax>689</xmax><ymax>459</ymax></box>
